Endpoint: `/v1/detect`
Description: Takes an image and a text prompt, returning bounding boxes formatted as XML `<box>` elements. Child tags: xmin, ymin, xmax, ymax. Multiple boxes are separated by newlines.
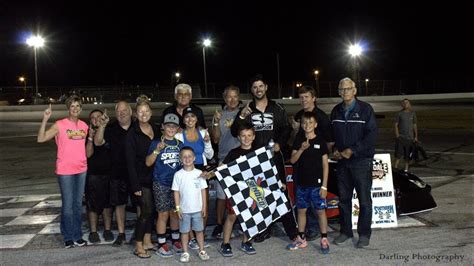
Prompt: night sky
<box><xmin>1</xmin><ymin>1</ymin><xmax>472</xmax><ymax>87</ymax></box>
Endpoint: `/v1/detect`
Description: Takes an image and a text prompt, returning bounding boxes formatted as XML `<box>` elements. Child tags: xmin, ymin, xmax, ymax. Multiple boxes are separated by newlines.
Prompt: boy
<box><xmin>172</xmin><ymin>147</ymin><xmax>209</xmax><ymax>263</ymax></box>
<box><xmin>206</xmin><ymin>123</ymin><xmax>257</xmax><ymax>257</ymax></box>
<box><xmin>145</xmin><ymin>113</ymin><xmax>183</xmax><ymax>257</ymax></box>
<box><xmin>288</xmin><ymin>112</ymin><xmax>330</xmax><ymax>254</ymax></box>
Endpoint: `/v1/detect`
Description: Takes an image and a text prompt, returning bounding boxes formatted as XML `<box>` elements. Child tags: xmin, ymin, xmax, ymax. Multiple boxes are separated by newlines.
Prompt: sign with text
<box><xmin>352</xmin><ymin>153</ymin><xmax>398</xmax><ymax>228</ymax></box>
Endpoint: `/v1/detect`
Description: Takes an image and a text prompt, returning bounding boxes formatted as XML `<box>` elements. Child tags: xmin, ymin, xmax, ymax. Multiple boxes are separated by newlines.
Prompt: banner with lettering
<box><xmin>352</xmin><ymin>153</ymin><xmax>398</xmax><ymax>228</ymax></box>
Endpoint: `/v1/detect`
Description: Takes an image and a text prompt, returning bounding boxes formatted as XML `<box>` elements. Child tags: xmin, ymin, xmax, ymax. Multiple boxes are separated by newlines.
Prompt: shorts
<box><xmin>109</xmin><ymin>178</ymin><xmax>129</xmax><ymax>206</ymax></box>
<box><xmin>212</xmin><ymin>179</ymin><xmax>226</xmax><ymax>200</ymax></box>
<box><xmin>85</xmin><ymin>174</ymin><xmax>111</xmax><ymax>213</ymax></box>
<box><xmin>296</xmin><ymin>186</ymin><xmax>327</xmax><ymax>210</ymax></box>
<box><xmin>226</xmin><ymin>199</ymin><xmax>235</xmax><ymax>215</ymax></box>
<box><xmin>179</xmin><ymin>211</ymin><xmax>204</xmax><ymax>233</ymax></box>
<box><xmin>395</xmin><ymin>138</ymin><xmax>414</xmax><ymax>160</ymax></box>
<box><xmin>152</xmin><ymin>182</ymin><xmax>175</xmax><ymax>212</ymax></box>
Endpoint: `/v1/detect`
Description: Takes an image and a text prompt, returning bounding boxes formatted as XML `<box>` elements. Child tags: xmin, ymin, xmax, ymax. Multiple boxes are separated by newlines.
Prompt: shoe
<box><xmin>74</xmin><ymin>239</ymin><xmax>87</xmax><ymax>247</ymax></box>
<box><xmin>253</xmin><ymin>231</ymin><xmax>271</xmax><ymax>243</ymax></box>
<box><xmin>103</xmin><ymin>230</ymin><xmax>114</xmax><ymax>242</ymax></box>
<box><xmin>198</xmin><ymin>250</ymin><xmax>210</xmax><ymax>261</ymax></box>
<box><xmin>240</xmin><ymin>241</ymin><xmax>256</xmax><ymax>255</ymax></box>
<box><xmin>172</xmin><ymin>241</ymin><xmax>183</xmax><ymax>254</ymax></box>
<box><xmin>220</xmin><ymin>243</ymin><xmax>233</xmax><ymax>257</ymax></box>
<box><xmin>356</xmin><ymin>236</ymin><xmax>370</xmax><ymax>248</ymax></box>
<box><xmin>212</xmin><ymin>224</ymin><xmax>223</xmax><ymax>239</ymax></box>
<box><xmin>88</xmin><ymin>232</ymin><xmax>100</xmax><ymax>244</ymax></box>
<box><xmin>180</xmin><ymin>252</ymin><xmax>190</xmax><ymax>263</ymax></box>
<box><xmin>204</xmin><ymin>239</ymin><xmax>210</xmax><ymax>248</ymax></box>
<box><xmin>286</xmin><ymin>236</ymin><xmax>307</xmax><ymax>250</ymax></box>
<box><xmin>320</xmin><ymin>237</ymin><xmax>330</xmax><ymax>254</ymax></box>
<box><xmin>133</xmin><ymin>249</ymin><xmax>151</xmax><ymax>259</ymax></box>
<box><xmin>188</xmin><ymin>238</ymin><xmax>199</xmax><ymax>250</ymax></box>
<box><xmin>334</xmin><ymin>234</ymin><xmax>352</xmax><ymax>245</ymax></box>
<box><xmin>112</xmin><ymin>233</ymin><xmax>126</xmax><ymax>247</ymax></box>
<box><xmin>305</xmin><ymin>230</ymin><xmax>320</xmax><ymax>241</ymax></box>
<box><xmin>156</xmin><ymin>243</ymin><xmax>173</xmax><ymax>257</ymax></box>
<box><xmin>64</xmin><ymin>240</ymin><xmax>75</xmax><ymax>249</ymax></box>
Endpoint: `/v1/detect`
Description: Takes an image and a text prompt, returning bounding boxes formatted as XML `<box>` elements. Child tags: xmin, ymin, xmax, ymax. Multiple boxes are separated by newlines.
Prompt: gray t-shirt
<box><xmin>217</xmin><ymin>107</ymin><xmax>241</xmax><ymax>163</ymax></box>
<box><xmin>395</xmin><ymin>111</ymin><xmax>417</xmax><ymax>140</ymax></box>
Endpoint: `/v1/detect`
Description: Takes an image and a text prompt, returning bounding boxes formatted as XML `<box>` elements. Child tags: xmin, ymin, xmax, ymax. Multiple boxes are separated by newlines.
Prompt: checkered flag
<box><xmin>215</xmin><ymin>146</ymin><xmax>291</xmax><ymax>239</ymax></box>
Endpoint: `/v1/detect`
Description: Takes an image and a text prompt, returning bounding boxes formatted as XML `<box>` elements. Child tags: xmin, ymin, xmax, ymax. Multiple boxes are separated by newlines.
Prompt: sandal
<box><xmin>133</xmin><ymin>249</ymin><xmax>151</xmax><ymax>259</ymax></box>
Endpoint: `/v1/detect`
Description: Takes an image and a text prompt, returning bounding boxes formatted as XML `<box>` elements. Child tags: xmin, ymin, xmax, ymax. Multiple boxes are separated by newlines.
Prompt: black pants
<box><xmin>134</xmin><ymin>187</ymin><xmax>153</xmax><ymax>242</ymax></box>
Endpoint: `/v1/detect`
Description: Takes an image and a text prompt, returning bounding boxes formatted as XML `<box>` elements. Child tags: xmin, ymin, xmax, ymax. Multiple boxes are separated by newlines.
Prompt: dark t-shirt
<box><xmin>87</xmin><ymin>142</ymin><xmax>111</xmax><ymax>175</ymax></box>
<box><xmin>292</xmin><ymin>134</ymin><xmax>328</xmax><ymax>187</ymax></box>
<box><xmin>223</xmin><ymin>147</ymin><xmax>255</xmax><ymax>164</ymax></box>
<box><xmin>104</xmin><ymin>121</ymin><xmax>131</xmax><ymax>180</ymax></box>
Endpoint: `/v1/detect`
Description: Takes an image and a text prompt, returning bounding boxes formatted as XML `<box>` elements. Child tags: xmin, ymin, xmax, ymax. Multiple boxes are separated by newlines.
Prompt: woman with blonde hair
<box><xmin>37</xmin><ymin>95</ymin><xmax>89</xmax><ymax>248</ymax></box>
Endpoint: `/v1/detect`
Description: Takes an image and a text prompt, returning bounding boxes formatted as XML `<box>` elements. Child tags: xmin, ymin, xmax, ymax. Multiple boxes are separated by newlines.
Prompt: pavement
<box><xmin>0</xmin><ymin>101</ymin><xmax>473</xmax><ymax>265</ymax></box>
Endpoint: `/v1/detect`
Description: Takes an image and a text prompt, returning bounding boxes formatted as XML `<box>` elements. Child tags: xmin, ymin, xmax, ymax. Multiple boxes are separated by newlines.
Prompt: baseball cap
<box><xmin>182</xmin><ymin>106</ymin><xmax>197</xmax><ymax>117</ymax></box>
<box><xmin>163</xmin><ymin>113</ymin><xmax>179</xmax><ymax>126</ymax></box>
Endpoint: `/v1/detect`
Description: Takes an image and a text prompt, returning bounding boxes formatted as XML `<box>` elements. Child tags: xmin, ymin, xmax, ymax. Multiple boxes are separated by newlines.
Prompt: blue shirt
<box><xmin>182</xmin><ymin>129</ymin><xmax>205</xmax><ymax>165</ymax></box>
<box><xmin>148</xmin><ymin>138</ymin><xmax>183</xmax><ymax>186</ymax></box>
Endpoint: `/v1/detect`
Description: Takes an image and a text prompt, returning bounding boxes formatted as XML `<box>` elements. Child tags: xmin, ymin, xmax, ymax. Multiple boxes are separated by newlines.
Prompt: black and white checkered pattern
<box><xmin>215</xmin><ymin>146</ymin><xmax>291</xmax><ymax>239</ymax></box>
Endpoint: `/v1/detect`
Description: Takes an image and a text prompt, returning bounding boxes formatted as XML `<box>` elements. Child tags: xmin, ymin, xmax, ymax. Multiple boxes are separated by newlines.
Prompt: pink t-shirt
<box><xmin>54</xmin><ymin>118</ymin><xmax>88</xmax><ymax>175</ymax></box>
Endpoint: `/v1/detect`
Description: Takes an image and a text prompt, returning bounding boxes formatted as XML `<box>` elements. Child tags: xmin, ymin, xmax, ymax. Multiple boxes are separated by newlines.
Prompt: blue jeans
<box><xmin>337</xmin><ymin>158</ymin><xmax>373</xmax><ymax>238</ymax></box>
<box><xmin>58</xmin><ymin>172</ymin><xmax>87</xmax><ymax>242</ymax></box>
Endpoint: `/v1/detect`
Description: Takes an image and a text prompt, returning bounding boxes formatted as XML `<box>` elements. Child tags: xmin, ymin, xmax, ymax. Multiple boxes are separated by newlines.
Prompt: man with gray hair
<box><xmin>330</xmin><ymin>77</ymin><xmax>377</xmax><ymax>248</ymax></box>
<box><xmin>161</xmin><ymin>83</ymin><xmax>206</xmax><ymax>128</ymax></box>
<box><xmin>209</xmin><ymin>85</ymin><xmax>242</xmax><ymax>238</ymax></box>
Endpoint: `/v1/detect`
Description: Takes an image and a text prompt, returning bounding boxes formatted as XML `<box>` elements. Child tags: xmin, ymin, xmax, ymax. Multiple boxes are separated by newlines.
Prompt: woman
<box><xmin>37</xmin><ymin>95</ymin><xmax>88</xmax><ymax>248</ymax></box>
<box><xmin>175</xmin><ymin>106</ymin><xmax>213</xmax><ymax>170</ymax></box>
<box><xmin>126</xmin><ymin>98</ymin><xmax>160</xmax><ymax>258</ymax></box>
<box><xmin>175</xmin><ymin>106</ymin><xmax>213</xmax><ymax>249</ymax></box>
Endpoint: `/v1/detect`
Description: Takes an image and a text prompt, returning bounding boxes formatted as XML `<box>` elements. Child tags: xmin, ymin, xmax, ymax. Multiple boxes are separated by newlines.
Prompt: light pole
<box><xmin>26</xmin><ymin>35</ymin><xmax>45</xmax><ymax>99</ymax></box>
<box><xmin>365</xmin><ymin>78</ymin><xmax>369</xmax><ymax>96</ymax></box>
<box><xmin>348</xmin><ymin>43</ymin><xmax>362</xmax><ymax>88</ymax></box>
<box><xmin>202</xmin><ymin>38</ymin><xmax>211</xmax><ymax>97</ymax></box>
<box><xmin>314</xmin><ymin>70</ymin><xmax>320</xmax><ymax>92</ymax></box>
<box><xmin>19</xmin><ymin>76</ymin><xmax>27</xmax><ymax>91</ymax></box>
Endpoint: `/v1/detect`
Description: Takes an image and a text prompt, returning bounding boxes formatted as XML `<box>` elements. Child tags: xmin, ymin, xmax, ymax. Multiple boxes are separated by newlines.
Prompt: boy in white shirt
<box><xmin>172</xmin><ymin>147</ymin><xmax>209</xmax><ymax>263</ymax></box>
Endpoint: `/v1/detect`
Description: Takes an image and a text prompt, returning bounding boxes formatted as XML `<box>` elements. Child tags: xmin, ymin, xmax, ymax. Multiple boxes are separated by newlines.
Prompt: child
<box><xmin>145</xmin><ymin>113</ymin><xmax>183</xmax><ymax>257</ymax></box>
<box><xmin>172</xmin><ymin>147</ymin><xmax>209</xmax><ymax>263</ymax></box>
<box><xmin>205</xmin><ymin>123</ymin><xmax>257</xmax><ymax>257</ymax></box>
<box><xmin>287</xmin><ymin>112</ymin><xmax>330</xmax><ymax>254</ymax></box>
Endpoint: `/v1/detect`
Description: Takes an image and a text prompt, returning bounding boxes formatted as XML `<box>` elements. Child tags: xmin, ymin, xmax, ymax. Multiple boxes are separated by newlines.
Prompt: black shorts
<box><xmin>109</xmin><ymin>178</ymin><xmax>130</xmax><ymax>206</ymax></box>
<box><xmin>86</xmin><ymin>174</ymin><xmax>111</xmax><ymax>213</ymax></box>
<box><xmin>395</xmin><ymin>138</ymin><xmax>414</xmax><ymax>160</ymax></box>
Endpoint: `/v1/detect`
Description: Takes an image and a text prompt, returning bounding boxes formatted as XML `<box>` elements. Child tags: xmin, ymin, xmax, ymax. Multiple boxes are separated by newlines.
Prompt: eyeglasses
<box><xmin>176</xmin><ymin>92</ymin><xmax>191</xmax><ymax>98</ymax></box>
<box><xmin>338</xmin><ymin>87</ymin><xmax>353</xmax><ymax>93</ymax></box>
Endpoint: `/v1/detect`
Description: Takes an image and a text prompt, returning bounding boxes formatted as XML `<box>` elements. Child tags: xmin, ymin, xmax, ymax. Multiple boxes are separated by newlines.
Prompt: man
<box><xmin>231</xmin><ymin>74</ymin><xmax>297</xmax><ymax>243</ymax></box>
<box><xmin>161</xmin><ymin>83</ymin><xmax>206</xmax><ymax>128</ymax></box>
<box><xmin>94</xmin><ymin>101</ymin><xmax>133</xmax><ymax>246</ymax></box>
<box><xmin>291</xmin><ymin>85</ymin><xmax>333</xmax><ymax>241</ymax></box>
<box><xmin>210</xmin><ymin>85</ymin><xmax>242</xmax><ymax>239</ymax></box>
<box><xmin>330</xmin><ymin>77</ymin><xmax>378</xmax><ymax>248</ymax></box>
<box><xmin>394</xmin><ymin>98</ymin><xmax>418</xmax><ymax>172</ymax></box>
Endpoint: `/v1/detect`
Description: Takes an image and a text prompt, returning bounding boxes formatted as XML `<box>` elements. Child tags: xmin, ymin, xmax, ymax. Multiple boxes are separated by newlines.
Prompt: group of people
<box><xmin>39</xmin><ymin>74</ymin><xmax>415</xmax><ymax>262</ymax></box>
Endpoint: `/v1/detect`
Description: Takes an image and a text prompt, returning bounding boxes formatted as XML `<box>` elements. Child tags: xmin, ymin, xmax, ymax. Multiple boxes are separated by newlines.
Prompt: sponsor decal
<box><xmin>372</xmin><ymin>159</ymin><xmax>389</xmax><ymax>179</ymax></box>
<box><xmin>374</xmin><ymin>205</ymin><xmax>395</xmax><ymax>223</ymax></box>
<box><xmin>251</xmin><ymin>113</ymin><xmax>274</xmax><ymax>131</ymax></box>
<box><xmin>246</xmin><ymin>176</ymin><xmax>268</xmax><ymax>211</ymax></box>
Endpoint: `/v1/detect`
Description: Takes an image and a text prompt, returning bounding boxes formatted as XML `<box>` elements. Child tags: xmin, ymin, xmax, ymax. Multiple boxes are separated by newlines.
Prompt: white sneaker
<box><xmin>180</xmin><ymin>252</ymin><xmax>190</xmax><ymax>263</ymax></box>
<box><xmin>199</xmin><ymin>250</ymin><xmax>210</xmax><ymax>261</ymax></box>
